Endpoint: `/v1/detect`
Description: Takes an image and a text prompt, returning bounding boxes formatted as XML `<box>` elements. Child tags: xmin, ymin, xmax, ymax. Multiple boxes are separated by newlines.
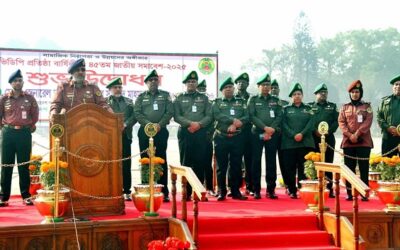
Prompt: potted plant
<box><xmin>147</xmin><ymin>236</ymin><xmax>191</xmax><ymax>250</ymax></box>
<box><xmin>132</xmin><ymin>157</ymin><xmax>165</xmax><ymax>213</ymax></box>
<box><xmin>299</xmin><ymin>152</ymin><xmax>329</xmax><ymax>211</ymax></box>
<box><xmin>375</xmin><ymin>155</ymin><xmax>400</xmax><ymax>211</ymax></box>
<box><xmin>28</xmin><ymin>155</ymin><xmax>42</xmax><ymax>195</ymax></box>
<box><xmin>369</xmin><ymin>154</ymin><xmax>383</xmax><ymax>194</ymax></box>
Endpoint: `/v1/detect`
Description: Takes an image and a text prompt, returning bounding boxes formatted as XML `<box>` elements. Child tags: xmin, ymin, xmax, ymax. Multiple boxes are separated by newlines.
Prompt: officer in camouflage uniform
<box><xmin>234</xmin><ymin>72</ymin><xmax>253</xmax><ymax>195</ymax></box>
<box><xmin>174</xmin><ymin>71</ymin><xmax>212</xmax><ymax>201</ymax></box>
<box><xmin>308</xmin><ymin>83</ymin><xmax>339</xmax><ymax>198</ymax></box>
<box><xmin>377</xmin><ymin>75</ymin><xmax>400</xmax><ymax>157</ymax></box>
<box><xmin>134</xmin><ymin>70</ymin><xmax>174</xmax><ymax>202</ymax></box>
<box><xmin>0</xmin><ymin>69</ymin><xmax>39</xmax><ymax>206</ymax></box>
<box><xmin>248</xmin><ymin>74</ymin><xmax>282</xmax><ymax>199</ymax></box>
<box><xmin>50</xmin><ymin>58</ymin><xmax>112</xmax><ymax>120</ymax></box>
<box><xmin>281</xmin><ymin>83</ymin><xmax>315</xmax><ymax>199</ymax></box>
<box><xmin>106</xmin><ymin>77</ymin><xmax>137</xmax><ymax>201</ymax></box>
<box><xmin>212</xmin><ymin>77</ymin><xmax>249</xmax><ymax>201</ymax></box>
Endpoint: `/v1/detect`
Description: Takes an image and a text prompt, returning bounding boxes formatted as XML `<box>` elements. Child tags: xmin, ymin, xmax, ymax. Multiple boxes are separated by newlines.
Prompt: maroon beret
<box><xmin>347</xmin><ymin>80</ymin><xmax>363</xmax><ymax>92</ymax></box>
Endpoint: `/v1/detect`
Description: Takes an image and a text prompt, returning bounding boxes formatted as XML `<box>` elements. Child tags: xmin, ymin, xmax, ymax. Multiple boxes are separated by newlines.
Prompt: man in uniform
<box><xmin>271</xmin><ymin>79</ymin><xmax>290</xmax><ymax>191</ymax></box>
<box><xmin>0</xmin><ymin>69</ymin><xmax>39</xmax><ymax>206</ymax></box>
<box><xmin>50</xmin><ymin>58</ymin><xmax>112</xmax><ymax>120</ymax></box>
<box><xmin>377</xmin><ymin>75</ymin><xmax>400</xmax><ymax>157</ymax></box>
<box><xmin>106</xmin><ymin>77</ymin><xmax>137</xmax><ymax>201</ymax></box>
<box><xmin>308</xmin><ymin>83</ymin><xmax>339</xmax><ymax>198</ymax></box>
<box><xmin>212</xmin><ymin>77</ymin><xmax>249</xmax><ymax>201</ymax></box>
<box><xmin>197</xmin><ymin>80</ymin><xmax>216</xmax><ymax>196</ymax></box>
<box><xmin>248</xmin><ymin>74</ymin><xmax>282</xmax><ymax>199</ymax></box>
<box><xmin>234</xmin><ymin>72</ymin><xmax>253</xmax><ymax>195</ymax></box>
<box><xmin>174</xmin><ymin>71</ymin><xmax>212</xmax><ymax>201</ymax></box>
<box><xmin>134</xmin><ymin>70</ymin><xmax>174</xmax><ymax>202</ymax></box>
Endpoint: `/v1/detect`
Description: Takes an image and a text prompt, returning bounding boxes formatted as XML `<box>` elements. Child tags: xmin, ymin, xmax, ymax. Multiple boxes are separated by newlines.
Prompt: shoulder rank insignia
<box><xmin>367</xmin><ymin>106</ymin><xmax>372</xmax><ymax>113</ymax></box>
<box><xmin>96</xmin><ymin>90</ymin><xmax>102</xmax><ymax>97</ymax></box>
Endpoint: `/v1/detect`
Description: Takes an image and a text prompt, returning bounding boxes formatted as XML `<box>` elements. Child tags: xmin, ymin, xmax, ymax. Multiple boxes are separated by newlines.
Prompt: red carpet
<box><xmin>0</xmin><ymin>187</ymin><xmax>385</xmax><ymax>249</ymax></box>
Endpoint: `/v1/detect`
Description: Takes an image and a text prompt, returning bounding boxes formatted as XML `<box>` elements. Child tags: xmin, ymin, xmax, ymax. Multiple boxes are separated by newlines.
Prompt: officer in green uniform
<box><xmin>212</xmin><ymin>77</ymin><xmax>249</xmax><ymax>201</ymax></box>
<box><xmin>174</xmin><ymin>71</ymin><xmax>212</xmax><ymax>201</ymax></box>
<box><xmin>271</xmin><ymin>79</ymin><xmax>290</xmax><ymax>191</ymax></box>
<box><xmin>234</xmin><ymin>72</ymin><xmax>253</xmax><ymax>195</ymax></box>
<box><xmin>281</xmin><ymin>83</ymin><xmax>315</xmax><ymax>199</ymax></box>
<box><xmin>134</xmin><ymin>70</ymin><xmax>174</xmax><ymax>202</ymax></box>
<box><xmin>308</xmin><ymin>83</ymin><xmax>339</xmax><ymax>198</ymax></box>
<box><xmin>106</xmin><ymin>77</ymin><xmax>137</xmax><ymax>201</ymax></box>
<box><xmin>377</xmin><ymin>75</ymin><xmax>400</xmax><ymax>156</ymax></box>
<box><xmin>0</xmin><ymin>69</ymin><xmax>39</xmax><ymax>206</ymax></box>
<box><xmin>197</xmin><ymin>80</ymin><xmax>216</xmax><ymax>196</ymax></box>
<box><xmin>248</xmin><ymin>74</ymin><xmax>283</xmax><ymax>199</ymax></box>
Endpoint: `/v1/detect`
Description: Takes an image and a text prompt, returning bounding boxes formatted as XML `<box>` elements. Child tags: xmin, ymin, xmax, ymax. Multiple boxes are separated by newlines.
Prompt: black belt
<box><xmin>2</xmin><ymin>124</ymin><xmax>30</xmax><ymax>130</ymax></box>
<box><xmin>215</xmin><ymin>129</ymin><xmax>241</xmax><ymax>138</ymax></box>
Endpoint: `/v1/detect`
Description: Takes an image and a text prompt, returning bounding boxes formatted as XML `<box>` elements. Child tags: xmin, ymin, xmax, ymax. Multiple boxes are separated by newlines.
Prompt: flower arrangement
<box><xmin>369</xmin><ymin>155</ymin><xmax>400</xmax><ymax>181</ymax></box>
<box><xmin>147</xmin><ymin>236</ymin><xmax>190</xmax><ymax>250</ymax></box>
<box><xmin>304</xmin><ymin>152</ymin><xmax>321</xmax><ymax>180</ymax></box>
<box><xmin>139</xmin><ymin>157</ymin><xmax>164</xmax><ymax>184</ymax></box>
<box><xmin>40</xmin><ymin>160</ymin><xmax>69</xmax><ymax>190</ymax></box>
<box><xmin>29</xmin><ymin>155</ymin><xmax>43</xmax><ymax>175</ymax></box>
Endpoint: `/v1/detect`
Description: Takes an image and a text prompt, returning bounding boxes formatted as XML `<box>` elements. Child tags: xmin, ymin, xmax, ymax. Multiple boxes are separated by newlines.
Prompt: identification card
<box><xmin>153</xmin><ymin>103</ymin><xmax>159</xmax><ymax>111</ymax></box>
<box><xmin>357</xmin><ymin>114</ymin><xmax>363</xmax><ymax>123</ymax></box>
<box><xmin>270</xmin><ymin>110</ymin><xmax>275</xmax><ymax>118</ymax></box>
<box><xmin>22</xmin><ymin>111</ymin><xmax>27</xmax><ymax>120</ymax></box>
<box><xmin>230</xmin><ymin>109</ymin><xmax>235</xmax><ymax>116</ymax></box>
<box><xmin>192</xmin><ymin>105</ymin><xmax>197</xmax><ymax>113</ymax></box>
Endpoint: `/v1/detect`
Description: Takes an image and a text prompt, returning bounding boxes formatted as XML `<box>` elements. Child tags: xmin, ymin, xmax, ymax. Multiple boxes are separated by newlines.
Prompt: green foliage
<box><xmin>304</xmin><ymin>160</ymin><xmax>317</xmax><ymax>180</ymax></box>
<box><xmin>140</xmin><ymin>164</ymin><xmax>164</xmax><ymax>184</ymax></box>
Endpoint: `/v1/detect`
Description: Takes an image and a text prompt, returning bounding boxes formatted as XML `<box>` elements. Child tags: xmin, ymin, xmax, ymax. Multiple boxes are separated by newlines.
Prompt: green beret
<box><xmin>106</xmin><ymin>77</ymin><xmax>123</xmax><ymax>89</ymax></box>
<box><xmin>390</xmin><ymin>75</ymin><xmax>400</xmax><ymax>85</ymax></box>
<box><xmin>68</xmin><ymin>58</ymin><xmax>85</xmax><ymax>74</ymax></box>
<box><xmin>8</xmin><ymin>69</ymin><xmax>23</xmax><ymax>83</ymax></box>
<box><xmin>271</xmin><ymin>79</ymin><xmax>279</xmax><ymax>87</ymax></box>
<box><xmin>144</xmin><ymin>69</ymin><xmax>159</xmax><ymax>82</ymax></box>
<box><xmin>313</xmin><ymin>83</ymin><xmax>328</xmax><ymax>94</ymax></box>
<box><xmin>197</xmin><ymin>79</ymin><xmax>206</xmax><ymax>88</ymax></box>
<box><xmin>182</xmin><ymin>71</ymin><xmax>198</xmax><ymax>83</ymax></box>
<box><xmin>256</xmin><ymin>74</ymin><xmax>271</xmax><ymax>85</ymax></box>
<box><xmin>288</xmin><ymin>83</ymin><xmax>303</xmax><ymax>97</ymax></box>
<box><xmin>234</xmin><ymin>72</ymin><xmax>249</xmax><ymax>83</ymax></box>
<box><xmin>219</xmin><ymin>77</ymin><xmax>234</xmax><ymax>91</ymax></box>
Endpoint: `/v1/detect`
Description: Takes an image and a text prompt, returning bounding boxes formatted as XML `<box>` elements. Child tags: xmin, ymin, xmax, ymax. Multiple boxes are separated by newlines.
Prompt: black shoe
<box><xmin>232</xmin><ymin>194</ymin><xmax>248</xmax><ymax>200</ymax></box>
<box><xmin>0</xmin><ymin>200</ymin><xmax>8</xmax><ymax>207</ymax></box>
<box><xmin>267</xmin><ymin>192</ymin><xmax>278</xmax><ymax>199</ymax></box>
<box><xmin>163</xmin><ymin>196</ymin><xmax>170</xmax><ymax>202</ymax></box>
<box><xmin>289</xmin><ymin>193</ymin><xmax>298</xmax><ymax>199</ymax></box>
<box><xmin>217</xmin><ymin>194</ymin><xmax>226</xmax><ymax>201</ymax></box>
<box><xmin>361</xmin><ymin>196</ymin><xmax>369</xmax><ymax>202</ymax></box>
<box><xmin>254</xmin><ymin>192</ymin><xmax>261</xmax><ymax>199</ymax></box>
<box><xmin>123</xmin><ymin>194</ymin><xmax>132</xmax><ymax>201</ymax></box>
<box><xmin>186</xmin><ymin>195</ymin><xmax>192</xmax><ymax>202</ymax></box>
<box><xmin>227</xmin><ymin>192</ymin><xmax>233</xmax><ymax>197</ymax></box>
<box><xmin>207</xmin><ymin>190</ymin><xmax>217</xmax><ymax>197</ymax></box>
<box><xmin>23</xmin><ymin>198</ymin><xmax>33</xmax><ymax>206</ymax></box>
<box><xmin>328</xmin><ymin>190</ymin><xmax>335</xmax><ymax>198</ymax></box>
<box><xmin>346</xmin><ymin>195</ymin><xmax>353</xmax><ymax>201</ymax></box>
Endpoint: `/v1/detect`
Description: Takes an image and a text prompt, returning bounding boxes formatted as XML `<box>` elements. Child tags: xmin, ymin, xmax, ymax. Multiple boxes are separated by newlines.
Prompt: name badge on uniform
<box><xmin>192</xmin><ymin>105</ymin><xmax>197</xmax><ymax>113</ymax></box>
<box><xmin>357</xmin><ymin>114</ymin><xmax>363</xmax><ymax>123</ymax></box>
<box><xmin>270</xmin><ymin>110</ymin><xmax>275</xmax><ymax>118</ymax></box>
<box><xmin>22</xmin><ymin>111</ymin><xmax>27</xmax><ymax>120</ymax></box>
<box><xmin>153</xmin><ymin>103</ymin><xmax>159</xmax><ymax>111</ymax></box>
<box><xmin>230</xmin><ymin>108</ymin><xmax>235</xmax><ymax>116</ymax></box>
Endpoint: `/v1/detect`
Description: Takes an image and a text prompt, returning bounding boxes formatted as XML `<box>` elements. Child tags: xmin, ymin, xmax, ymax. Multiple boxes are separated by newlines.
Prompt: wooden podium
<box><xmin>51</xmin><ymin>103</ymin><xmax>125</xmax><ymax>216</ymax></box>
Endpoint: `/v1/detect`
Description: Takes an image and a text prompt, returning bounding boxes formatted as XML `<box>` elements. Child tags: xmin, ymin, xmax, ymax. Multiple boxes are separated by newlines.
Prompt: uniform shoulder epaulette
<box><xmin>159</xmin><ymin>89</ymin><xmax>170</xmax><ymax>95</ymax></box>
<box><xmin>381</xmin><ymin>95</ymin><xmax>391</xmax><ymax>100</ymax></box>
<box><xmin>124</xmin><ymin>96</ymin><xmax>133</xmax><ymax>104</ymax></box>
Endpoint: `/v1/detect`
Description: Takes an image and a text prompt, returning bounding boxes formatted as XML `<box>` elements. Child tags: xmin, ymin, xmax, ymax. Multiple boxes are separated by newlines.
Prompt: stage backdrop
<box><xmin>0</xmin><ymin>48</ymin><xmax>218</xmax><ymax>121</ymax></box>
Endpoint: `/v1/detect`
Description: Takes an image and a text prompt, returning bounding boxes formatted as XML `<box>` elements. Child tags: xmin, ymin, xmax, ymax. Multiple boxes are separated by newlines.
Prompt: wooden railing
<box><xmin>315</xmin><ymin>162</ymin><xmax>370</xmax><ymax>250</ymax></box>
<box><xmin>169</xmin><ymin>165</ymin><xmax>207</xmax><ymax>248</ymax></box>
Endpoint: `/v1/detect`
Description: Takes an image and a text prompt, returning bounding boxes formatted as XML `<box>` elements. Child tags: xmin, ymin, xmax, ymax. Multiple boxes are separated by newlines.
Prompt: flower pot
<box><xmin>299</xmin><ymin>180</ymin><xmax>329</xmax><ymax>212</ymax></box>
<box><xmin>29</xmin><ymin>175</ymin><xmax>42</xmax><ymax>195</ymax></box>
<box><xmin>34</xmin><ymin>188</ymin><xmax>70</xmax><ymax>223</ymax></box>
<box><xmin>131</xmin><ymin>184</ymin><xmax>164</xmax><ymax>213</ymax></box>
<box><xmin>376</xmin><ymin>181</ymin><xmax>400</xmax><ymax>212</ymax></box>
<box><xmin>369</xmin><ymin>172</ymin><xmax>381</xmax><ymax>196</ymax></box>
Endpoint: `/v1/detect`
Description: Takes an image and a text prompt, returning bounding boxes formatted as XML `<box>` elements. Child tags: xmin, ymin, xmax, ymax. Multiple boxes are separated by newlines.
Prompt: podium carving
<box><xmin>51</xmin><ymin>103</ymin><xmax>125</xmax><ymax>216</ymax></box>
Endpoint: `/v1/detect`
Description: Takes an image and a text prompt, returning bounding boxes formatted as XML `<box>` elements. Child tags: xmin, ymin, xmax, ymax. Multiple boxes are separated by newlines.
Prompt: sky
<box><xmin>0</xmin><ymin>0</ymin><xmax>398</xmax><ymax>75</ymax></box>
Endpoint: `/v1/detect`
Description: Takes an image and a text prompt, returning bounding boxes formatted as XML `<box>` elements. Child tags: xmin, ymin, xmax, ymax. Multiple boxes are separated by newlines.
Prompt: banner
<box><xmin>0</xmin><ymin>48</ymin><xmax>218</xmax><ymax>120</ymax></box>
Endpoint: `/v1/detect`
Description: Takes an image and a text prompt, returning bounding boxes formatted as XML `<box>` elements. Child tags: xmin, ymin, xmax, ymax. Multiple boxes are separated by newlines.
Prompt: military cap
<box><xmin>234</xmin><ymin>72</ymin><xmax>249</xmax><ymax>83</ymax></box>
<box><xmin>68</xmin><ymin>58</ymin><xmax>85</xmax><ymax>74</ymax></box>
<box><xmin>256</xmin><ymin>74</ymin><xmax>271</xmax><ymax>85</ymax></box>
<box><xmin>182</xmin><ymin>71</ymin><xmax>198</xmax><ymax>83</ymax></box>
<box><xmin>106</xmin><ymin>77</ymin><xmax>123</xmax><ymax>89</ymax></box>
<box><xmin>390</xmin><ymin>75</ymin><xmax>400</xmax><ymax>85</ymax></box>
<box><xmin>197</xmin><ymin>79</ymin><xmax>207</xmax><ymax>88</ymax></box>
<box><xmin>347</xmin><ymin>80</ymin><xmax>363</xmax><ymax>92</ymax></box>
<box><xmin>144</xmin><ymin>69</ymin><xmax>159</xmax><ymax>82</ymax></box>
<box><xmin>219</xmin><ymin>77</ymin><xmax>234</xmax><ymax>91</ymax></box>
<box><xmin>8</xmin><ymin>69</ymin><xmax>23</xmax><ymax>83</ymax></box>
<box><xmin>271</xmin><ymin>79</ymin><xmax>279</xmax><ymax>87</ymax></box>
<box><xmin>313</xmin><ymin>83</ymin><xmax>328</xmax><ymax>94</ymax></box>
<box><xmin>288</xmin><ymin>82</ymin><xmax>303</xmax><ymax>97</ymax></box>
